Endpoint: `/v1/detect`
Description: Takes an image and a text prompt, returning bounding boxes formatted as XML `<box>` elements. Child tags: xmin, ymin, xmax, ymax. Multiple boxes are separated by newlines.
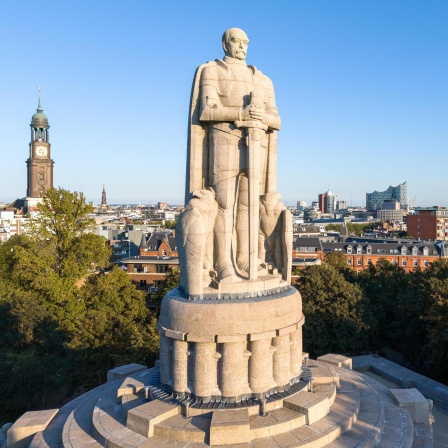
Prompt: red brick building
<box><xmin>122</xmin><ymin>256</ymin><xmax>179</xmax><ymax>291</ymax></box>
<box><xmin>293</xmin><ymin>237</ymin><xmax>447</xmax><ymax>274</ymax></box>
<box><xmin>407</xmin><ymin>207</ymin><xmax>448</xmax><ymax>241</ymax></box>
<box><xmin>139</xmin><ymin>231</ymin><xmax>178</xmax><ymax>257</ymax></box>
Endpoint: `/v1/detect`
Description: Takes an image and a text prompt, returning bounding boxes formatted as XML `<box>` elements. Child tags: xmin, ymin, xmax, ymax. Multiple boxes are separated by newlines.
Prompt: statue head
<box><xmin>222</xmin><ymin>28</ymin><xmax>249</xmax><ymax>61</ymax></box>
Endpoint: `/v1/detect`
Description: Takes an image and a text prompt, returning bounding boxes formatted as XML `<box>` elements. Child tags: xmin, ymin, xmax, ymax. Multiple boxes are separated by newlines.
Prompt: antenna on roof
<box><xmin>37</xmin><ymin>84</ymin><xmax>41</xmax><ymax>93</ymax></box>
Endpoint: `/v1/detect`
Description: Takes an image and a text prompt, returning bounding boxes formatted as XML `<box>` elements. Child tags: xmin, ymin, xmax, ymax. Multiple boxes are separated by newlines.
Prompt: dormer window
<box><xmin>401</xmin><ymin>247</ymin><xmax>407</xmax><ymax>256</ymax></box>
<box><xmin>356</xmin><ymin>246</ymin><xmax>362</xmax><ymax>254</ymax></box>
<box><xmin>366</xmin><ymin>245</ymin><xmax>372</xmax><ymax>255</ymax></box>
<box><xmin>412</xmin><ymin>247</ymin><xmax>418</xmax><ymax>256</ymax></box>
<box><xmin>423</xmin><ymin>247</ymin><xmax>429</xmax><ymax>256</ymax></box>
<box><xmin>347</xmin><ymin>246</ymin><xmax>352</xmax><ymax>254</ymax></box>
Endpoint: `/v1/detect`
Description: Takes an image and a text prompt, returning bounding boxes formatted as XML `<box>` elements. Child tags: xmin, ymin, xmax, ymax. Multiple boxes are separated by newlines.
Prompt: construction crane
<box><xmin>407</xmin><ymin>195</ymin><xmax>417</xmax><ymax>213</ymax></box>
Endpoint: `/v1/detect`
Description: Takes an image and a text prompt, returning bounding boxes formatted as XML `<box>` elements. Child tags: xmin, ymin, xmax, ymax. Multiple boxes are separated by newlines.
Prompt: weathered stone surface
<box><xmin>210</xmin><ymin>409</ymin><xmax>250</xmax><ymax>446</ymax></box>
<box><xmin>7</xmin><ymin>409</ymin><xmax>58</xmax><ymax>448</ymax></box>
<box><xmin>317</xmin><ymin>353</ymin><xmax>353</xmax><ymax>370</ymax></box>
<box><xmin>390</xmin><ymin>388</ymin><xmax>430</xmax><ymax>424</ymax></box>
<box><xmin>126</xmin><ymin>400</ymin><xmax>179</xmax><ymax>438</ymax></box>
<box><xmin>107</xmin><ymin>363</ymin><xmax>147</xmax><ymax>382</ymax></box>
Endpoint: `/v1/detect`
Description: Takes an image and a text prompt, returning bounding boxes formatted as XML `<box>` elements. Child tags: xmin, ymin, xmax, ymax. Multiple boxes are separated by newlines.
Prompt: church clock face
<box><xmin>36</xmin><ymin>146</ymin><xmax>48</xmax><ymax>157</ymax></box>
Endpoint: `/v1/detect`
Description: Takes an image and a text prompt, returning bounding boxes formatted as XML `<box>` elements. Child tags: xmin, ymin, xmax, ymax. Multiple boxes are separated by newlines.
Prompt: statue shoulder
<box><xmin>200</xmin><ymin>59</ymin><xmax>229</xmax><ymax>81</ymax></box>
<box><xmin>253</xmin><ymin>67</ymin><xmax>275</xmax><ymax>91</ymax></box>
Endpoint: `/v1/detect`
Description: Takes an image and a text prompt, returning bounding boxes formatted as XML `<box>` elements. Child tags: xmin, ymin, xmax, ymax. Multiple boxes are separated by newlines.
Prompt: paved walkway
<box><xmin>353</xmin><ymin>355</ymin><xmax>448</xmax><ymax>448</ymax></box>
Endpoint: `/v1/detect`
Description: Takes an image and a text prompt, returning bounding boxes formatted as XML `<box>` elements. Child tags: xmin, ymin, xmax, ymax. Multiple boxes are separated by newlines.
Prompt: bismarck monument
<box><xmin>157</xmin><ymin>26</ymin><xmax>304</xmax><ymax>404</ymax></box>
<box><xmin>6</xmin><ymin>28</ymin><xmax>435</xmax><ymax>448</ymax></box>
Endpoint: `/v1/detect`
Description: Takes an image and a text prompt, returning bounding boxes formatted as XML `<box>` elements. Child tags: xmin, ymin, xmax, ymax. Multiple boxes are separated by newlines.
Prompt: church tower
<box><xmin>26</xmin><ymin>98</ymin><xmax>54</xmax><ymax>202</ymax></box>
<box><xmin>101</xmin><ymin>184</ymin><xmax>107</xmax><ymax>213</ymax></box>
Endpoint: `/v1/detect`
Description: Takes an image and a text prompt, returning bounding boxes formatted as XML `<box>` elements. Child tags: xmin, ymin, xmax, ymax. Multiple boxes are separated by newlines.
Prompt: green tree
<box><xmin>298</xmin><ymin>264</ymin><xmax>368</xmax><ymax>358</ymax></box>
<box><xmin>152</xmin><ymin>268</ymin><xmax>180</xmax><ymax>305</ymax></box>
<box><xmin>0</xmin><ymin>188</ymin><xmax>162</xmax><ymax>422</ymax></box>
<box><xmin>70</xmin><ymin>267</ymin><xmax>159</xmax><ymax>386</ymax></box>
<box><xmin>355</xmin><ymin>258</ymin><xmax>409</xmax><ymax>351</ymax></box>
<box><xmin>25</xmin><ymin>188</ymin><xmax>110</xmax><ymax>280</ymax></box>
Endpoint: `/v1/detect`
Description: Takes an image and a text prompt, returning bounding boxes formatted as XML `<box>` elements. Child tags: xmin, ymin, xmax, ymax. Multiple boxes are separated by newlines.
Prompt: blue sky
<box><xmin>1</xmin><ymin>0</ymin><xmax>447</xmax><ymax>207</ymax></box>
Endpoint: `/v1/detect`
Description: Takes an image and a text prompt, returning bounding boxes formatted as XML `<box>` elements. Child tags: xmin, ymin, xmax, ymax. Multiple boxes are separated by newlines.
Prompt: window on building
<box><xmin>367</xmin><ymin>258</ymin><xmax>372</xmax><ymax>265</ymax></box>
<box><xmin>140</xmin><ymin>280</ymin><xmax>147</xmax><ymax>286</ymax></box>
<box><xmin>412</xmin><ymin>247</ymin><xmax>418</xmax><ymax>256</ymax></box>
<box><xmin>402</xmin><ymin>260</ymin><xmax>407</xmax><ymax>267</ymax></box>
<box><xmin>391</xmin><ymin>259</ymin><xmax>396</xmax><ymax>265</ymax></box>
<box><xmin>357</xmin><ymin>246</ymin><xmax>362</xmax><ymax>254</ymax></box>
<box><xmin>347</xmin><ymin>246</ymin><xmax>352</xmax><ymax>254</ymax></box>
<box><xmin>357</xmin><ymin>258</ymin><xmax>361</xmax><ymax>266</ymax></box>
<box><xmin>366</xmin><ymin>246</ymin><xmax>372</xmax><ymax>255</ymax></box>
<box><xmin>424</xmin><ymin>260</ymin><xmax>429</xmax><ymax>267</ymax></box>
<box><xmin>401</xmin><ymin>247</ymin><xmax>407</xmax><ymax>255</ymax></box>
<box><xmin>162</xmin><ymin>249</ymin><xmax>167</xmax><ymax>255</ymax></box>
<box><xmin>134</xmin><ymin>264</ymin><xmax>145</xmax><ymax>273</ymax></box>
<box><xmin>347</xmin><ymin>259</ymin><xmax>352</xmax><ymax>265</ymax></box>
<box><xmin>423</xmin><ymin>247</ymin><xmax>429</xmax><ymax>255</ymax></box>
<box><xmin>156</xmin><ymin>264</ymin><xmax>169</xmax><ymax>273</ymax></box>
<box><xmin>413</xmin><ymin>260</ymin><xmax>418</xmax><ymax>267</ymax></box>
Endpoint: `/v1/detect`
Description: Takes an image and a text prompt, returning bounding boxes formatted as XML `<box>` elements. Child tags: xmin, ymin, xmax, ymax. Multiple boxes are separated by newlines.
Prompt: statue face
<box><xmin>223</xmin><ymin>29</ymin><xmax>249</xmax><ymax>60</ymax></box>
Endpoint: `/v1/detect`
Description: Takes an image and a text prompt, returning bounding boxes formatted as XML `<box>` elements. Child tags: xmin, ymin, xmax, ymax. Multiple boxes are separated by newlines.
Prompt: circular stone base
<box><xmin>28</xmin><ymin>359</ymin><xmax>431</xmax><ymax>447</ymax></box>
<box><xmin>157</xmin><ymin>286</ymin><xmax>304</xmax><ymax>402</ymax></box>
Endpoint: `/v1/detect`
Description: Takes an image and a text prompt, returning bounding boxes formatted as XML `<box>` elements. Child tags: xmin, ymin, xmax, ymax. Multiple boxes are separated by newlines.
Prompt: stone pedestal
<box><xmin>158</xmin><ymin>285</ymin><xmax>304</xmax><ymax>402</ymax></box>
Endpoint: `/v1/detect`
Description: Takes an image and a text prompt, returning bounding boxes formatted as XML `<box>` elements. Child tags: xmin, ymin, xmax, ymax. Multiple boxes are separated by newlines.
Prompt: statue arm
<box><xmin>263</xmin><ymin>83</ymin><xmax>281</xmax><ymax>131</ymax></box>
<box><xmin>199</xmin><ymin>82</ymin><xmax>241</xmax><ymax>122</ymax></box>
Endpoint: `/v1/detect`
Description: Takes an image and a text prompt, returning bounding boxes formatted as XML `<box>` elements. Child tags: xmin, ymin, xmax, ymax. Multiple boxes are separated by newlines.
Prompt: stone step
<box><xmin>61</xmin><ymin>387</ymin><xmax>114</xmax><ymax>447</ymax></box>
<box><xmin>248</xmin><ymin>375</ymin><xmax>360</xmax><ymax>447</ymax></box>
<box><xmin>323</xmin><ymin>364</ymin><xmax>423</xmax><ymax>447</ymax></box>
<box><xmin>250</xmin><ymin>407</ymin><xmax>306</xmax><ymax>439</ymax></box>
<box><xmin>126</xmin><ymin>399</ymin><xmax>180</xmax><ymax>438</ymax></box>
<box><xmin>153</xmin><ymin>414</ymin><xmax>211</xmax><ymax>443</ymax></box>
<box><xmin>283</xmin><ymin>382</ymin><xmax>337</xmax><ymax>426</ymax></box>
<box><xmin>92</xmin><ymin>394</ymin><xmax>149</xmax><ymax>447</ymax></box>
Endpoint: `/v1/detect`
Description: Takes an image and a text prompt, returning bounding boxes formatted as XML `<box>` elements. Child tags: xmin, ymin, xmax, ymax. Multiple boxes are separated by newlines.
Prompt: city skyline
<box><xmin>1</xmin><ymin>1</ymin><xmax>447</xmax><ymax>206</ymax></box>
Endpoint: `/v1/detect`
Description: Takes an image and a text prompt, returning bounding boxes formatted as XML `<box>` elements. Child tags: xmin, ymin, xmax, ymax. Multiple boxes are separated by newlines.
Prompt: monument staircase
<box><xmin>22</xmin><ymin>357</ymin><xmax>431</xmax><ymax>448</ymax></box>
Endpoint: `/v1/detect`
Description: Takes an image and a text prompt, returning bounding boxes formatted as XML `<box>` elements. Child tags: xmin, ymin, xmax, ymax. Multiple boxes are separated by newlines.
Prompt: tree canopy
<box><xmin>0</xmin><ymin>188</ymin><xmax>159</xmax><ymax>424</ymax></box>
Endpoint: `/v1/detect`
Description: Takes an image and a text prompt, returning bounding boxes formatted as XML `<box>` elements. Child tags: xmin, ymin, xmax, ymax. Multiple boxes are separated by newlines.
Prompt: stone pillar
<box><xmin>194</xmin><ymin>342</ymin><xmax>216</xmax><ymax>401</ymax></box>
<box><xmin>290</xmin><ymin>328</ymin><xmax>302</xmax><ymax>379</ymax></box>
<box><xmin>249</xmin><ymin>338</ymin><xmax>275</xmax><ymax>397</ymax></box>
<box><xmin>159</xmin><ymin>334</ymin><xmax>172</xmax><ymax>388</ymax></box>
<box><xmin>173</xmin><ymin>339</ymin><xmax>188</xmax><ymax>397</ymax></box>
<box><xmin>221</xmin><ymin>342</ymin><xmax>244</xmax><ymax>400</ymax></box>
<box><xmin>273</xmin><ymin>334</ymin><xmax>291</xmax><ymax>390</ymax></box>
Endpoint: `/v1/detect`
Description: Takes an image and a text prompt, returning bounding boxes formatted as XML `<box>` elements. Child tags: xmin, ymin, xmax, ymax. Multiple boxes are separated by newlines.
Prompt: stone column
<box><xmin>290</xmin><ymin>328</ymin><xmax>302</xmax><ymax>379</ymax></box>
<box><xmin>159</xmin><ymin>334</ymin><xmax>172</xmax><ymax>388</ymax></box>
<box><xmin>221</xmin><ymin>342</ymin><xmax>244</xmax><ymax>400</ymax></box>
<box><xmin>173</xmin><ymin>339</ymin><xmax>188</xmax><ymax>397</ymax></box>
<box><xmin>273</xmin><ymin>334</ymin><xmax>291</xmax><ymax>391</ymax></box>
<box><xmin>194</xmin><ymin>342</ymin><xmax>216</xmax><ymax>402</ymax></box>
<box><xmin>249</xmin><ymin>338</ymin><xmax>275</xmax><ymax>397</ymax></box>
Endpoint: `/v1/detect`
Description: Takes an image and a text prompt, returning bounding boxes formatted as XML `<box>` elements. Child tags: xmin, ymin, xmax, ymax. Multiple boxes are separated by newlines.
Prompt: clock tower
<box><xmin>26</xmin><ymin>98</ymin><xmax>54</xmax><ymax>202</ymax></box>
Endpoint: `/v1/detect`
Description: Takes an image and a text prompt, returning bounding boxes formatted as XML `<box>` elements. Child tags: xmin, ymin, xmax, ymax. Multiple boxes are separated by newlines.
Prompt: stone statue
<box><xmin>160</xmin><ymin>28</ymin><xmax>304</xmax><ymax>406</ymax></box>
<box><xmin>178</xmin><ymin>27</ymin><xmax>291</xmax><ymax>297</ymax></box>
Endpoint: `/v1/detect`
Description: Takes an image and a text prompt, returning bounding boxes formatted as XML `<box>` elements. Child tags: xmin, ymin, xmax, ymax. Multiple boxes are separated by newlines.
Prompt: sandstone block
<box><xmin>390</xmin><ymin>388</ymin><xmax>430</xmax><ymax>424</ymax></box>
<box><xmin>210</xmin><ymin>409</ymin><xmax>250</xmax><ymax>446</ymax></box>
<box><xmin>107</xmin><ymin>363</ymin><xmax>147</xmax><ymax>382</ymax></box>
<box><xmin>317</xmin><ymin>354</ymin><xmax>352</xmax><ymax>370</ymax></box>
<box><xmin>7</xmin><ymin>409</ymin><xmax>58</xmax><ymax>448</ymax></box>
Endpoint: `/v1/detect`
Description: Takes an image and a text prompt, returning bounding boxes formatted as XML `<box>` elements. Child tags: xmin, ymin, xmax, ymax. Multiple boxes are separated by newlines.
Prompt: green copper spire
<box><xmin>37</xmin><ymin>96</ymin><xmax>43</xmax><ymax>112</ymax></box>
<box><xmin>31</xmin><ymin>95</ymin><xmax>49</xmax><ymax>128</ymax></box>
